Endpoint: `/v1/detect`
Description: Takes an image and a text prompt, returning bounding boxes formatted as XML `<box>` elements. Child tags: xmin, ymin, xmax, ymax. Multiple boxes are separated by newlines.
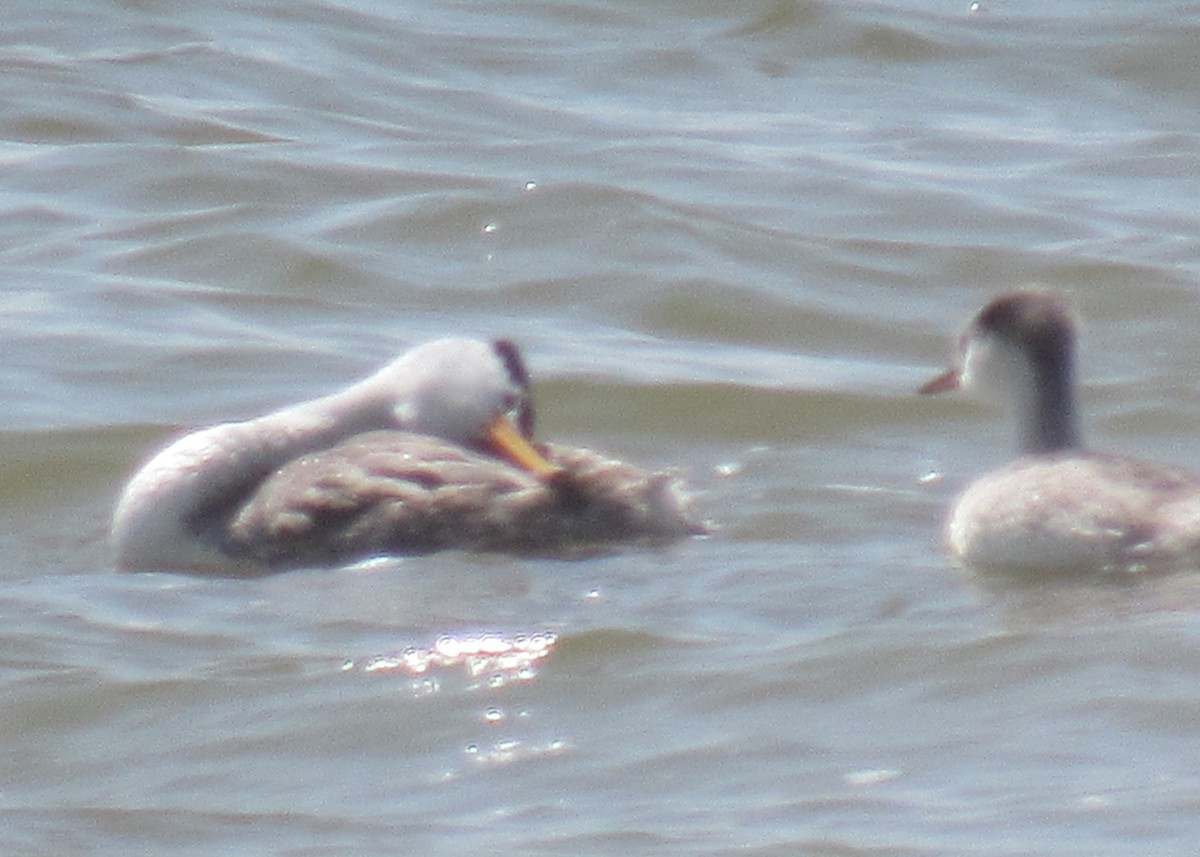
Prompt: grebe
<box><xmin>113</xmin><ymin>338</ymin><xmax>703</xmax><ymax>573</ymax></box>
<box><xmin>921</xmin><ymin>291</ymin><xmax>1200</xmax><ymax>574</ymax></box>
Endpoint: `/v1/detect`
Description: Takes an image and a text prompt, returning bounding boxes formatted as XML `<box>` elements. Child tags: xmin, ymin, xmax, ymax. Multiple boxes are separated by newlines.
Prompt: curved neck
<box><xmin>187</xmin><ymin>383</ymin><xmax>393</xmax><ymax>524</ymax></box>
<box><xmin>113</xmin><ymin>381</ymin><xmax>392</xmax><ymax>570</ymax></box>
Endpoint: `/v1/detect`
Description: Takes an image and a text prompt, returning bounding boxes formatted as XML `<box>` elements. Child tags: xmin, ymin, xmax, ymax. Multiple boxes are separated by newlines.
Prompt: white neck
<box><xmin>112</xmin><ymin>378</ymin><xmax>392</xmax><ymax>570</ymax></box>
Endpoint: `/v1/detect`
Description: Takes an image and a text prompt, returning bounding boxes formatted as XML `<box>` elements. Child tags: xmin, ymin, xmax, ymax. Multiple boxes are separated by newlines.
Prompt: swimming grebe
<box><xmin>921</xmin><ymin>290</ymin><xmax>1200</xmax><ymax>574</ymax></box>
<box><xmin>113</xmin><ymin>338</ymin><xmax>703</xmax><ymax>573</ymax></box>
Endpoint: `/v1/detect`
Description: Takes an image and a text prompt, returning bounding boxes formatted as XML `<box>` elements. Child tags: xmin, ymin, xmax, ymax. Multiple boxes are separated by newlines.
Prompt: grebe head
<box><xmin>921</xmin><ymin>291</ymin><xmax>1081</xmax><ymax>454</ymax></box>
<box><xmin>381</xmin><ymin>337</ymin><xmax>557</xmax><ymax>477</ymax></box>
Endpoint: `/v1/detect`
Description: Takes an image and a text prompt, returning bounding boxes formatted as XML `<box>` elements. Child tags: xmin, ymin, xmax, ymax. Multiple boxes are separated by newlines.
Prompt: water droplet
<box><xmin>435</xmin><ymin>635</ymin><xmax>461</xmax><ymax>658</ymax></box>
<box><xmin>481</xmin><ymin>634</ymin><xmax>508</xmax><ymax>655</ymax></box>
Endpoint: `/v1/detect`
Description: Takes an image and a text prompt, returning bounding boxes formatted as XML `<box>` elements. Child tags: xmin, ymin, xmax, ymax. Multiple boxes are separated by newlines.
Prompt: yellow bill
<box><xmin>485</xmin><ymin>414</ymin><xmax>563</xmax><ymax>479</ymax></box>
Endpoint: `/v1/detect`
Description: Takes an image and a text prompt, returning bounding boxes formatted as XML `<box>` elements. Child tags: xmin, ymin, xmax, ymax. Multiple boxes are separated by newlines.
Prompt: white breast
<box><xmin>946</xmin><ymin>452</ymin><xmax>1200</xmax><ymax>574</ymax></box>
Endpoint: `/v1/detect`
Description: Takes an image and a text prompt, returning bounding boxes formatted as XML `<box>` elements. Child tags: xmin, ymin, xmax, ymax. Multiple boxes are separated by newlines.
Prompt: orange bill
<box><xmin>918</xmin><ymin>367</ymin><xmax>960</xmax><ymax>395</ymax></box>
<box><xmin>485</xmin><ymin>414</ymin><xmax>563</xmax><ymax>479</ymax></box>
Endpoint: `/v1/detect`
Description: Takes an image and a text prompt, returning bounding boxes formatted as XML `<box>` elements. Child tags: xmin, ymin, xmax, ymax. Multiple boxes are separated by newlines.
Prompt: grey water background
<box><xmin>3</xmin><ymin>0</ymin><xmax>1200</xmax><ymax>853</ymax></box>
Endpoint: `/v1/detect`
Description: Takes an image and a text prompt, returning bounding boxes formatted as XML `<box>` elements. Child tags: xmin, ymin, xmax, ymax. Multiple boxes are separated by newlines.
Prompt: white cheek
<box><xmin>958</xmin><ymin>337</ymin><xmax>992</xmax><ymax>393</ymax></box>
<box><xmin>959</xmin><ymin>335</ymin><xmax>1024</xmax><ymax>407</ymax></box>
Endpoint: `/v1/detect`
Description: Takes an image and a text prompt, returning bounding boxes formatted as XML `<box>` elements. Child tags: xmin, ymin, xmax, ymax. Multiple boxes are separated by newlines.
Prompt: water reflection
<box><xmin>346</xmin><ymin>631</ymin><xmax>558</xmax><ymax>689</ymax></box>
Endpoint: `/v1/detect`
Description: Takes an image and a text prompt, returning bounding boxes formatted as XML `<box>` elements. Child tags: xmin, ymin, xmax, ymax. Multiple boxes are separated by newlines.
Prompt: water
<box><xmin>4</xmin><ymin>0</ymin><xmax>1200</xmax><ymax>853</ymax></box>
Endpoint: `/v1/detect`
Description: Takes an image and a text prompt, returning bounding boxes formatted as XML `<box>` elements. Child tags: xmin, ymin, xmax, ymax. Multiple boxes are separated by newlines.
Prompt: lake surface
<box><xmin>4</xmin><ymin>0</ymin><xmax>1200</xmax><ymax>854</ymax></box>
